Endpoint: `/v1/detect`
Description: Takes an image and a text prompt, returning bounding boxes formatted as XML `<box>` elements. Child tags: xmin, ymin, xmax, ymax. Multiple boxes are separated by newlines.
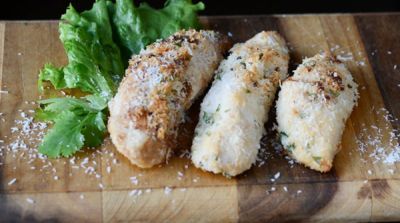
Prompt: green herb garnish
<box><xmin>215</xmin><ymin>72</ymin><xmax>222</xmax><ymax>80</ymax></box>
<box><xmin>286</xmin><ymin>143</ymin><xmax>296</xmax><ymax>153</ymax></box>
<box><xmin>202</xmin><ymin>112</ymin><xmax>214</xmax><ymax>125</ymax></box>
<box><xmin>328</xmin><ymin>89</ymin><xmax>340</xmax><ymax>98</ymax></box>
<box><xmin>279</xmin><ymin>131</ymin><xmax>288</xmax><ymax>141</ymax></box>
<box><xmin>312</xmin><ymin>156</ymin><xmax>322</xmax><ymax>164</ymax></box>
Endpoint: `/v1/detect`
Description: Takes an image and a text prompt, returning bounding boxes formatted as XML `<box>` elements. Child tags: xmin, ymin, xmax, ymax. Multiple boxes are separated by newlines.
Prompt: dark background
<box><xmin>0</xmin><ymin>0</ymin><xmax>400</xmax><ymax>20</ymax></box>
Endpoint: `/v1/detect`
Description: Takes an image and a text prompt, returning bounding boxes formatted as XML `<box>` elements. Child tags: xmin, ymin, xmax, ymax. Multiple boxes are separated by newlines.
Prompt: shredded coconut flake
<box><xmin>130</xmin><ymin>176</ymin><xmax>139</xmax><ymax>185</ymax></box>
<box><xmin>8</xmin><ymin>178</ymin><xmax>16</xmax><ymax>186</ymax></box>
<box><xmin>164</xmin><ymin>186</ymin><xmax>172</xmax><ymax>195</ymax></box>
<box><xmin>274</xmin><ymin>172</ymin><xmax>280</xmax><ymax>180</ymax></box>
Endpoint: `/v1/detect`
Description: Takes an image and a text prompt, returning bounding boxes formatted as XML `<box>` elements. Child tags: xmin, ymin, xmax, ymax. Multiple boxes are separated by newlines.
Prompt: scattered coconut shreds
<box><xmin>283</xmin><ymin>186</ymin><xmax>288</xmax><ymax>192</ymax></box>
<box><xmin>99</xmin><ymin>183</ymin><xmax>104</xmax><ymax>189</ymax></box>
<box><xmin>337</xmin><ymin>54</ymin><xmax>353</xmax><ymax>61</ymax></box>
<box><xmin>130</xmin><ymin>176</ymin><xmax>139</xmax><ymax>185</ymax></box>
<box><xmin>177</xmin><ymin>171</ymin><xmax>184</xmax><ymax>180</ymax></box>
<box><xmin>355</xmin><ymin>108</ymin><xmax>400</xmax><ymax>165</ymax></box>
<box><xmin>80</xmin><ymin>194</ymin><xmax>85</xmax><ymax>200</ymax></box>
<box><xmin>26</xmin><ymin>198</ymin><xmax>35</xmax><ymax>204</ymax></box>
<box><xmin>8</xmin><ymin>178</ymin><xmax>17</xmax><ymax>186</ymax></box>
<box><xmin>358</xmin><ymin>61</ymin><xmax>366</xmax><ymax>66</ymax></box>
<box><xmin>164</xmin><ymin>187</ymin><xmax>172</xmax><ymax>195</ymax></box>
<box><xmin>129</xmin><ymin>189</ymin><xmax>143</xmax><ymax>197</ymax></box>
<box><xmin>274</xmin><ymin>172</ymin><xmax>281</xmax><ymax>180</ymax></box>
<box><xmin>179</xmin><ymin>150</ymin><xmax>191</xmax><ymax>159</ymax></box>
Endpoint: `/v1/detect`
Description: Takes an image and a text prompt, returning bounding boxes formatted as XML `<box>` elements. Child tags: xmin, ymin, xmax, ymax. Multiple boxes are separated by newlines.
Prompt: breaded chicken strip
<box><xmin>276</xmin><ymin>53</ymin><xmax>358</xmax><ymax>172</ymax></box>
<box><xmin>191</xmin><ymin>31</ymin><xmax>289</xmax><ymax>177</ymax></box>
<box><xmin>108</xmin><ymin>29</ymin><xmax>229</xmax><ymax>168</ymax></box>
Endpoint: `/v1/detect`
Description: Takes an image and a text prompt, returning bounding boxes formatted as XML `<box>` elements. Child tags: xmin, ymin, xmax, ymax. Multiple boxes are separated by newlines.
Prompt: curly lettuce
<box><xmin>111</xmin><ymin>0</ymin><xmax>204</xmax><ymax>60</ymax></box>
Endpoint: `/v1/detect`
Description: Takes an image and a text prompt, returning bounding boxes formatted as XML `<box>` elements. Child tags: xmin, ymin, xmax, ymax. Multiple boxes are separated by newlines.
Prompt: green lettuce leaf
<box><xmin>111</xmin><ymin>0</ymin><xmax>204</xmax><ymax>60</ymax></box>
<box><xmin>38</xmin><ymin>0</ymin><xmax>124</xmax><ymax>98</ymax></box>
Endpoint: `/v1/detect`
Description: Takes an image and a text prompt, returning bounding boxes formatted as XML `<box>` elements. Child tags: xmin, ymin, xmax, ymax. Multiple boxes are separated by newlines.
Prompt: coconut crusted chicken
<box><xmin>276</xmin><ymin>53</ymin><xmax>359</xmax><ymax>172</ymax></box>
<box><xmin>108</xmin><ymin>29</ymin><xmax>229</xmax><ymax>168</ymax></box>
<box><xmin>191</xmin><ymin>31</ymin><xmax>289</xmax><ymax>177</ymax></box>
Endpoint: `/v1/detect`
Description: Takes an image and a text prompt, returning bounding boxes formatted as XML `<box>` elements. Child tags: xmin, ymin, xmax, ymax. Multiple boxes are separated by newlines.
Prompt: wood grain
<box><xmin>355</xmin><ymin>14</ymin><xmax>400</xmax><ymax>131</ymax></box>
<box><xmin>0</xmin><ymin>14</ymin><xmax>400</xmax><ymax>222</ymax></box>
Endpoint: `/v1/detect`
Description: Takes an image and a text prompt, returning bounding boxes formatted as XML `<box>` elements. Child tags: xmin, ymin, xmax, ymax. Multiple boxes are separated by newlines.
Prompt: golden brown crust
<box><xmin>121</xmin><ymin>30</ymin><xmax>228</xmax><ymax>142</ymax></box>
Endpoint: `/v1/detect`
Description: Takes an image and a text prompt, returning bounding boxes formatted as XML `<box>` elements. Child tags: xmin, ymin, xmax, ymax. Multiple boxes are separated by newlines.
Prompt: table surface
<box><xmin>0</xmin><ymin>13</ymin><xmax>400</xmax><ymax>222</ymax></box>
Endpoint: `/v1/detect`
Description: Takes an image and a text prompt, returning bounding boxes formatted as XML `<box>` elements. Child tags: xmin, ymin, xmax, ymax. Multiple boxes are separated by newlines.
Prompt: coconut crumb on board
<box><xmin>355</xmin><ymin>108</ymin><xmax>400</xmax><ymax>166</ymax></box>
<box><xmin>130</xmin><ymin>176</ymin><xmax>139</xmax><ymax>185</ymax></box>
<box><xmin>26</xmin><ymin>198</ymin><xmax>35</xmax><ymax>204</ymax></box>
<box><xmin>129</xmin><ymin>189</ymin><xmax>143</xmax><ymax>197</ymax></box>
<box><xmin>164</xmin><ymin>186</ymin><xmax>172</xmax><ymax>195</ymax></box>
<box><xmin>8</xmin><ymin>178</ymin><xmax>16</xmax><ymax>186</ymax></box>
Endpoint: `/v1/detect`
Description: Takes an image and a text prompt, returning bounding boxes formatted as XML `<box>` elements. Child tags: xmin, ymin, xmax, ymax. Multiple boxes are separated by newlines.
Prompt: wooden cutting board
<box><xmin>1</xmin><ymin>13</ymin><xmax>400</xmax><ymax>222</ymax></box>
